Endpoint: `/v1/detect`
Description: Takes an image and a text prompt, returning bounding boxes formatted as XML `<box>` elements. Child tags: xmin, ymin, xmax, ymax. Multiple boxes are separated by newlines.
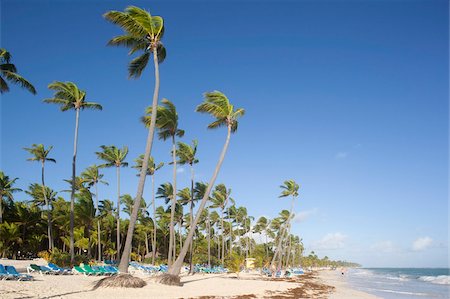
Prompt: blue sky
<box><xmin>1</xmin><ymin>0</ymin><xmax>448</xmax><ymax>267</ymax></box>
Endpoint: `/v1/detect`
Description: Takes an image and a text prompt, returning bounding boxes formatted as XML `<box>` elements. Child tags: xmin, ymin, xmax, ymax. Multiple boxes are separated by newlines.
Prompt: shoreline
<box><xmin>0</xmin><ymin>259</ymin><xmax>380</xmax><ymax>298</ymax></box>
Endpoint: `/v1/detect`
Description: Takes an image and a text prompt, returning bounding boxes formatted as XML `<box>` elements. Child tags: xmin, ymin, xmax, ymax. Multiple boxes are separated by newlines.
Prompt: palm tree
<box><xmin>96</xmin><ymin>145</ymin><xmax>128</xmax><ymax>260</ymax></box>
<box><xmin>271</xmin><ymin>180</ymin><xmax>299</xmax><ymax>269</ymax></box>
<box><xmin>165</xmin><ymin>91</ymin><xmax>245</xmax><ymax>282</ymax></box>
<box><xmin>25</xmin><ymin>184</ymin><xmax>57</xmax><ymax>249</ymax></box>
<box><xmin>44</xmin><ymin>81</ymin><xmax>102</xmax><ymax>263</ymax></box>
<box><xmin>143</xmin><ymin>98</ymin><xmax>184</xmax><ymax>266</ymax></box>
<box><xmin>254</xmin><ymin>216</ymin><xmax>270</xmax><ymax>258</ymax></box>
<box><xmin>0</xmin><ymin>172</ymin><xmax>21</xmax><ymax>223</ymax></box>
<box><xmin>132</xmin><ymin>154</ymin><xmax>163</xmax><ymax>264</ymax></box>
<box><xmin>0</xmin><ymin>48</ymin><xmax>36</xmax><ymax>95</ymax></box>
<box><xmin>81</xmin><ymin>165</ymin><xmax>108</xmax><ymax>262</ymax></box>
<box><xmin>23</xmin><ymin>144</ymin><xmax>56</xmax><ymax>250</ymax></box>
<box><xmin>211</xmin><ymin>184</ymin><xmax>231</xmax><ymax>265</ymax></box>
<box><xmin>74</xmin><ymin>189</ymin><xmax>95</xmax><ymax>258</ymax></box>
<box><xmin>175</xmin><ymin>140</ymin><xmax>199</xmax><ymax>272</ymax></box>
<box><xmin>104</xmin><ymin>5</ymin><xmax>166</xmax><ymax>274</ymax></box>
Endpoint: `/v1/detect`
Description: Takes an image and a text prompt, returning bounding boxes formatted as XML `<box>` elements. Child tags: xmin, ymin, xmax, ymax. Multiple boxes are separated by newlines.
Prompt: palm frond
<box><xmin>2</xmin><ymin>71</ymin><xmax>36</xmax><ymax>94</ymax></box>
<box><xmin>128</xmin><ymin>52</ymin><xmax>150</xmax><ymax>79</ymax></box>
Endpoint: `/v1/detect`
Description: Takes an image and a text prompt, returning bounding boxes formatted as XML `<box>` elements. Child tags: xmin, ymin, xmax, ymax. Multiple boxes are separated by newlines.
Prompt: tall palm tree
<box><xmin>25</xmin><ymin>183</ymin><xmax>57</xmax><ymax>249</ymax></box>
<box><xmin>44</xmin><ymin>81</ymin><xmax>102</xmax><ymax>263</ymax></box>
<box><xmin>0</xmin><ymin>48</ymin><xmax>36</xmax><ymax>95</ymax></box>
<box><xmin>96</xmin><ymin>145</ymin><xmax>128</xmax><ymax>260</ymax></box>
<box><xmin>271</xmin><ymin>180</ymin><xmax>299</xmax><ymax>269</ymax></box>
<box><xmin>143</xmin><ymin>98</ymin><xmax>184</xmax><ymax>266</ymax></box>
<box><xmin>211</xmin><ymin>184</ymin><xmax>231</xmax><ymax>265</ymax></box>
<box><xmin>81</xmin><ymin>165</ymin><xmax>108</xmax><ymax>262</ymax></box>
<box><xmin>104</xmin><ymin>5</ymin><xmax>166</xmax><ymax>273</ymax></box>
<box><xmin>165</xmin><ymin>91</ymin><xmax>244</xmax><ymax>281</ymax></box>
<box><xmin>175</xmin><ymin>140</ymin><xmax>199</xmax><ymax>272</ymax></box>
<box><xmin>24</xmin><ymin>144</ymin><xmax>56</xmax><ymax>250</ymax></box>
<box><xmin>132</xmin><ymin>154</ymin><xmax>163</xmax><ymax>264</ymax></box>
<box><xmin>0</xmin><ymin>172</ymin><xmax>22</xmax><ymax>223</ymax></box>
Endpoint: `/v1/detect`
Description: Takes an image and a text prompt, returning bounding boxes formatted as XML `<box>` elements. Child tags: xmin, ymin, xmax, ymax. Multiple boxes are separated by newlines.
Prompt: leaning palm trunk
<box><xmin>69</xmin><ymin>108</ymin><xmax>80</xmax><ymax>263</ymax></box>
<box><xmin>207</xmin><ymin>205</ymin><xmax>211</xmax><ymax>267</ymax></box>
<box><xmin>168</xmin><ymin>136</ymin><xmax>177</xmax><ymax>266</ymax></box>
<box><xmin>188</xmin><ymin>166</ymin><xmax>194</xmax><ymax>273</ymax></box>
<box><xmin>152</xmin><ymin>174</ymin><xmax>157</xmax><ymax>265</ymax></box>
<box><xmin>116</xmin><ymin>166</ymin><xmax>121</xmax><ymax>261</ymax></box>
<box><xmin>41</xmin><ymin>161</ymin><xmax>53</xmax><ymax>250</ymax></box>
<box><xmin>168</xmin><ymin>126</ymin><xmax>232</xmax><ymax>277</ymax></box>
<box><xmin>118</xmin><ymin>47</ymin><xmax>160</xmax><ymax>273</ymax></box>
<box><xmin>271</xmin><ymin>197</ymin><xmax>295</xmax><ymax>269</ymax></box>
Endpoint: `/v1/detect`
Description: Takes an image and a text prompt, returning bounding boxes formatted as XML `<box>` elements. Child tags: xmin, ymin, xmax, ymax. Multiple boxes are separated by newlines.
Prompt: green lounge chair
<box><xmin>27</xmin><ymin>264</ymin><xmax>51</xmax><ymax>275</ymax></box>
<box><xmin>80</xmin><ymin>265</ymin><xmax>101</xmax><ymax>276</ymax></box>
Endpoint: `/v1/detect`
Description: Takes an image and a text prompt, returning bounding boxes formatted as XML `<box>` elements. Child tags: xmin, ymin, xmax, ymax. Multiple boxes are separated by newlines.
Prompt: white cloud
<box><xmin>293</xmin><ymin>208</ymin><xmax>318</xmax><ymax>223</ymax></box>
<box><xmin>412</xmin><ymin>237</ymin><xmax>433</xmax><ymax>251</ymax></box>
<box><xmin>335</xmin><ymin>152</ymin><xmax>348</xmax><ymax>159</ymax></box>
<box><xmin>176</xmin><ymin>167</ymin><xmax>185</xmax><ymax>173</ymax></box>
<box><xmin>313</xmin><ymin>232</ymin><xmax>348</xmax><ymax>250</ymax></box>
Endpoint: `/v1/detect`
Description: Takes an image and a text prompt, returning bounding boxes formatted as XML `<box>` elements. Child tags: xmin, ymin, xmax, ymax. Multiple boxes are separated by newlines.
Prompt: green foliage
<box><xmin>0</xmin><ymin>48</ymin><xmax>36</xmax><ymax>94</ymax></box>
<box><xmin>225</xmin><ymin>253</ymin><xmax>244</xmax><ymax>276</ymax></box>
<box><xmin>48</xmin><ymin>248</ymin><xmax>88</xmax><ymax>267</ymax></box>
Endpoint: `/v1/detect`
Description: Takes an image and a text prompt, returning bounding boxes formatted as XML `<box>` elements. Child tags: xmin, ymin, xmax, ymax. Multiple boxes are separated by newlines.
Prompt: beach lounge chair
<box><xmin>5</xmin><ymin>266</ymin><xmax>33</xmax><ymax>281</ymax></box>
<box><xmin>92</xmin><ymin>266</ymin><xmax>114</xmax><ymax>276</ymax></box>
<box><xmin>0</xmin><ymin>264</ymin><xmax>15</xmax><ymax>280</ymax></box>
<box><xmin>104</xmin><ymin>265</ymin><xmax>118</xmax><ymax>274</ymax></box>
<box><xmin>80</xmin><ymin>264</ymin><xmax>102</xmax><ymax>276</ymax></box>
<box><xmin>27</xmin><ymin>264</ymin><xmax>53</xmax><ymax>275</ymax></box>
<box><xmin>48</xmin><ymin>263</ymin><xmax>71</xmax><ymax>274</ymax></box>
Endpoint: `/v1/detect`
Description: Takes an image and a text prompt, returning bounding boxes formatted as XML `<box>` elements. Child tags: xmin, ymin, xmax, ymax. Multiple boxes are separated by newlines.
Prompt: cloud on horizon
<box><xmin>293</xmin><ymin>208</ymin><xmax>318</xmax><ymax>223</ymax></box>
<box><xmin>412</xmin><ymin>237</ymin><xmax>433</xmax><ymax>251</ymax></box>
<box><xmin>313</xmin><ymin>232</ymin><xmax>348</xmax><ymax>250</ymax></box>
<box><xmin>176</xmin><ymin>167</ymin><xmax>185</xmax><ymax>173</ymax></box>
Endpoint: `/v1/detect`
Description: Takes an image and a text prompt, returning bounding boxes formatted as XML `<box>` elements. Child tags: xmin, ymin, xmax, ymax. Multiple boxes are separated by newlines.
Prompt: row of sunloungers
<box><xmin>26</xmin><ymin>263</ymin><xmax>119</xmax><ymax>276</ymax></box>
<box><xmin>0</xmin><ymin>264</ymin><xmax>33</xmax><ymax>281</ymax></box>
<box><xmin>129</xmin><ymin>261</ymin><xmax>168</xmax><ymax>275</ymax></box>
<box><xmin>129</xmin><ymin>262</ymin><xmax>228</xmax><ymax>276</ymax></box>
<box><xmin>262</xmin><ymin>267</ymin><xmax>304</xmax><ymax>277</ymax></box>
<box><xmin>193</xmin><ymin>265</ymin><xmax>228</xmax><ymax>274</ymax></box>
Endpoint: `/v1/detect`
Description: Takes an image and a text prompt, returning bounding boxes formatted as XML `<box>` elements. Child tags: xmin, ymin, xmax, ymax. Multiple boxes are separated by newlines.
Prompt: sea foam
<box><xmin>418</xmin><ymin>275</ymin><xmax>450</xmax><ymax>285</ymax></box>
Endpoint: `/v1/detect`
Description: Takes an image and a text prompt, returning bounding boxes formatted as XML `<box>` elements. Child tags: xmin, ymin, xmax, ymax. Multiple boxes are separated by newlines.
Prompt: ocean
<box><xmin>346</xmin><ymin>268</ymin><xmax>450</xmax><ymax>298</ymax></box>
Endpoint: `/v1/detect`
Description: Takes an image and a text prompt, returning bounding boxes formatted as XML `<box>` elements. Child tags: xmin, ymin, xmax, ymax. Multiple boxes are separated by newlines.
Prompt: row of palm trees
<box><xmin>1</xmin><ymin>168</ymin><xmax>306</xmax><ymax>268</ymax></box>
<box><xmin>2</xmin><ymin>5</ymin><xmax>306</xmax><ymax>284</ymax></box>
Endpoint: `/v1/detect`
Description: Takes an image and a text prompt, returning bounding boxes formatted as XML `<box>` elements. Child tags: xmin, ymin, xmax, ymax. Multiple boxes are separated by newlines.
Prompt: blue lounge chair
<box><xmin>5</xmin><ymin>266</ymin><xmax>33</xmax><ymax>281</ymax></box>
<box><xmin>0</xmin><ymin>264</ymin><xmax>15</xmax><ymax>280</ymax></box>
<box><xmin>104</xmin><ymin>265</ymin><xmax>118</xmax><ymax>274</ymax></box>
<box><xmin>48</xmin><ymin>263</ymin><xmax>71</xmax><ymax>274</ymax></box>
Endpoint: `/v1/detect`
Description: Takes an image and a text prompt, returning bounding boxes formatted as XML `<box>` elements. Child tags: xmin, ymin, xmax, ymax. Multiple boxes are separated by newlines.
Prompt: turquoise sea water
<box><xmin>346</xmin><ymin>268</ymin><xmax>450</xmax><ymax>298</ymax></box>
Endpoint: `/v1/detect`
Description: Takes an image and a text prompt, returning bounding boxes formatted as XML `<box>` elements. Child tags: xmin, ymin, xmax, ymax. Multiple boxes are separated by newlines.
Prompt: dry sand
<box><xmin>0</xmin><ymin>259</ymin><xmax>379</xmax><ymax>298</ymax></box>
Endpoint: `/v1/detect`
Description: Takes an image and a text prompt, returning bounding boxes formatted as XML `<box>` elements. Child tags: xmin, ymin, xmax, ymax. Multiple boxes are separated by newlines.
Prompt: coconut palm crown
<box><xmin>142</xmin><ymin>98</ymin><xmax>185</xmax><ymax>140</ymax></box>
<box><xmin>43</xmin><ymin>81</ymin><xmax>102</xmax><ymax>111</ymax></box>
<box><xmin>0</xmin><ymin>48</ymin><xmax>36</xmax><ymax>95</ymax></box>
<box><xmin>133</xmin><ymin>155</ymin><xmax>164</xmax><ymax>176</ymax></box>
<box><xmin>104</xmin><ymin>6</ymin><xmax>166</xmax><ymax>78</ymax></box>
<box><xmin>279</xmin><ymin>180</ymin><xmax>299</xmax><ymax>198</ymax></box>
<box><xmin>195</xmin><ymin>91</ymin><xmax>245</xmax><ymax>133</ymax></box>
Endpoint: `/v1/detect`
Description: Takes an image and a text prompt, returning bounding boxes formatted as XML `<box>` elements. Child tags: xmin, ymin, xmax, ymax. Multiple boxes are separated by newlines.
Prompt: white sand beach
<box><xmin>0</xmin><ymin>259</ymin><xmax>380</xmax><ymax>299</ymax></box>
